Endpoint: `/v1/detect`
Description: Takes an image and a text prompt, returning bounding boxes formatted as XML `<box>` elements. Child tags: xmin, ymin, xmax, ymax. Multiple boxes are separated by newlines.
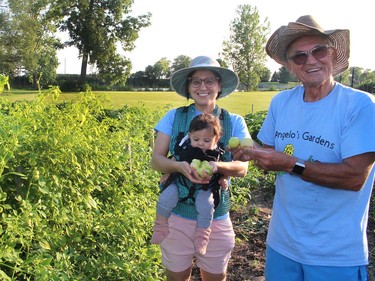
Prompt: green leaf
<box><xmin>39</xmin><ymin>239</ymin><xmax>51</xmax><ymax>250</ymax></box>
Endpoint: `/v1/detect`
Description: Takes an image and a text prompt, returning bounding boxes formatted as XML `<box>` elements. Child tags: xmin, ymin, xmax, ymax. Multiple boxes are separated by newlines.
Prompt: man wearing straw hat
<box><xmin>231</xmin><ymin>15</ymin><xmax>375</xmax><ymax>280</ymax></box>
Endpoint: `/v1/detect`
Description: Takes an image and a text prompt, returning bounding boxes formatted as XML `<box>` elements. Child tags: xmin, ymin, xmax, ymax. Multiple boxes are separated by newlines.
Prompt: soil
<box><xmin>191</xmin><ymin>186</ymin><xmax>375</xmax><ymax>281</ymax></box>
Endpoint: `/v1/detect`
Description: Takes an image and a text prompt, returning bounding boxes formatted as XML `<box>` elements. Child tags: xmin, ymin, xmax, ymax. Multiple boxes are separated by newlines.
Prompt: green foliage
<box><xmin>244</xmin><ymin>110</ymin><xmax>268</xmax><ymax>143</ymax></box>
<box><xmin>357</xmin><ymin>82</ymin><xmax>375</xmax><ymax>94</ymax></box>
<box><xmin>1</xmin><ymin>0</ymin><xmax>60</xmax><ymax>87</ymax></box>
<box><xmin>230</xmin><ymin>110</ymin><xmax>276</xmax><ymax>213</ymax></box>
<box><xmin>171</xmin><ymin>55</ymin><xmax>191</xmax><ymax>73</ymax></box>
<box><xmin>49</xmin><ymin>0</ymin><xmax>151</xmax><ymax>84</ymax></box>
<box><xmin>221</xmin><ymin>4</ymin><xmax>270</xmax><ymax>91</ymax></box>
<box><xmin>278</xmin><ymin>66</ymin><xmax>296</xmax><ymax>83</ymax></box>
<box><xmin>230</xmin><ymin>164</ymin><xmax>275</xmax><ymax>210</ymax></box>
<box><xmin>0</xmin><ymin>75</ymin><xmax>11</xmax><ymax>93</ymax></box>
<box><xmin>0</xmin><ymin>87</ymin><xmax>164</xmax><ymax>279</ymax></box>
<box><xmin>230</xmin><ymin>109</ymin><xmax>274</xmax><ymax>238</ymax></box>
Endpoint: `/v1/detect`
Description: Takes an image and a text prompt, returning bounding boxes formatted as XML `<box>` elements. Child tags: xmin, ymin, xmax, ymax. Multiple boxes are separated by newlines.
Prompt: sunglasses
<box><xmin>287</xmin><ymin>45</ymin><xmax>331</xmax><ymax>65</ymax></box>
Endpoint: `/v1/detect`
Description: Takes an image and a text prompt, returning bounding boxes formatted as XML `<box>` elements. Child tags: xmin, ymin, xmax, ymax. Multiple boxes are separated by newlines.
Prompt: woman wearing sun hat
<box><xmin>231</xmin><ymin>15</ymin><xmax>375</xmax><ymax>280</ymax></box>
<box><xmin>151</xmin><ymin>56</ymin><xmax>250</xmax><ymax>280</ymax></box>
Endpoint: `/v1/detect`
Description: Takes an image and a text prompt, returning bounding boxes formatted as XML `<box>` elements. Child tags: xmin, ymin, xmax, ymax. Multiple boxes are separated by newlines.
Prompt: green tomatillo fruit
<box><xmin>240</xmin><ymin>137</ymin><xmax>254</xmax><ymax>147</ymax></box>
<box><xmin>190</xmin><ymin>159</ymin><xmax>214</xmax><ymax>178</ymax></box>
<box><xmin>228</xmin><ymin>137</ymin><xmax>240</xmax><ymax>149</ymax></box>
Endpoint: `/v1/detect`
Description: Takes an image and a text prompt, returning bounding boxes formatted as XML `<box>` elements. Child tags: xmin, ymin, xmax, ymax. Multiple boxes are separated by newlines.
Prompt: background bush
<box><xmin>0</xmin><ymin>88</ymin><xmax>164</xmax><ymax>280</ymax></box>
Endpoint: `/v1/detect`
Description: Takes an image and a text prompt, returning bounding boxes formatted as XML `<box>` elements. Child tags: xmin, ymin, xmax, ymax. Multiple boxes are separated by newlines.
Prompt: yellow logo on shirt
<box><xmin>283</xmin><ymin>144</ymin><xmax>294</xmax><ymax>155</ymax></box>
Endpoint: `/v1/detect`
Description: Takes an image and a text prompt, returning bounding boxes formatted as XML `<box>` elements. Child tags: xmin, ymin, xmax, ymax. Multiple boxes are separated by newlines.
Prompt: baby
<box><xmin>151</xmin><ymin>113</ymin><xmax>228</xmax><ymax>255</ymax></box>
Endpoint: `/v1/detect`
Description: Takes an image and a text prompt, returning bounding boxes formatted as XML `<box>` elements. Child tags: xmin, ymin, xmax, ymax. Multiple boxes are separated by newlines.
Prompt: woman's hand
<box><xmin>179</xmin><ymin>161</ymin><xmax>211</xmax><ymax>184</ymax></box>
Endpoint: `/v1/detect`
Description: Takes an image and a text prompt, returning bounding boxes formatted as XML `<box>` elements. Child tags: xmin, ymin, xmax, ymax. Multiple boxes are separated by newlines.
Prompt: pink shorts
<box><xmin>160</xmin><ymin>213</ymin><xmax>235</xmax><ymax>274</ymax></box>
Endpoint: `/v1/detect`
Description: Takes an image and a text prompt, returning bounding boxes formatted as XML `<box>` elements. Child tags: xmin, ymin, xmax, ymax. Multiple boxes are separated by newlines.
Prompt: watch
<box><xmin>291</xmin><ymin>159</ymin><xmax>305</xmax><ymax>176</ymax></box>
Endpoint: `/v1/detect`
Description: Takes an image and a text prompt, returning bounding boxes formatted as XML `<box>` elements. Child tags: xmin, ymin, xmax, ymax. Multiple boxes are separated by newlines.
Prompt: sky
<box><xmin>56</xmin><ymin>0</ymin><xmax>375</xmax><ymax>75</ymax></box>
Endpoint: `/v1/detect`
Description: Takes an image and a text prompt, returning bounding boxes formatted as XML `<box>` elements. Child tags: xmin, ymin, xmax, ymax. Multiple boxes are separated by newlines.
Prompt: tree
<box><xmin>217</xmin><ymin>58</ymin><xmax>229</xmax><ymax>69</ymax></box>
<box><xmin>359</xmin><ymin>69</ymin><xmax>375</xmax><ymax>84</ymax></box>
<box><xmin>0</xmin><ymin>1</ymin><xmax>6</xmax><ymax>25</ymax></box>
<box><xmin>259</xmin><ymin>66</ymin><xmax>271</xmax><ymax>82</ymax></box>
<box><xmin>221</xmin><ymin>4</ymin><xmax>270</xmax><ymax>91</ymax></box>
<box><xmin>153</xmin><ymin>57</ymin><xmax>170</xmax><ymax>80</ymax></box>
<box><xmin>128</xmin><ymin>71</ymin><xmax>148</xmax><ymax>88</ymax></box>
<box><xmin>279</xmin><ymin>66</ymin><xmax>293</xmax><ymax>84</ymax></box>
<box><xmin>0</xmin><ymin>4</ymin><xmax>14</xmax><ymax>75</ymax></box>
<box><xmin>171</xmin><ymin>55</ymin><xmax>191</xmax><ymax>74</ymax></box>
<box><xmin>49</xmin><ymin>0</ymin><xmax>151</xmax><ymax>85</ymax></box>
<box><xmin>144</xmin><ymin>65</ymin><xmax>156</xmax><ymax>88</ymax></box>
<box><xmin>335</xmin><ymin>68</ymin><xmax>350</xmax><ymax>85</ymax></box>
<box><xmin>349</xmin><ymin>67</ymin><xmax>363</xmax><ymax>87</ymax></box>
<box><xmin>0</xmin><ymin>0</ymin><xmax>60</xmax><ymax>87</ymax></box>
<box><xmin>271</xmin><ymin>71</ymin><xmax>280</xmax><ymax>82</ymax></box>
<box><xmin>141</xmin><ymin>58</ymin><xmax>171</xmax><ymax>89</ymax></box>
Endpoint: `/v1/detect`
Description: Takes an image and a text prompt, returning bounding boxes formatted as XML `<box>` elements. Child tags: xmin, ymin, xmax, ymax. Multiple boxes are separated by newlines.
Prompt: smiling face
<box><xmin>286</xmin><ymin>35</ymin><xmax>337</xmax><ymax>89</ymax></box>
<box><xmin>188</xmin><ymin>70</ymin><xmax>222</xmax><ymax>113</ymax></box>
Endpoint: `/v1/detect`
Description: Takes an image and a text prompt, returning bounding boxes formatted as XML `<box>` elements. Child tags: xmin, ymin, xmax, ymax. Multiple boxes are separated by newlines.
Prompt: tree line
<box><xmin>0</xmin><ymin>0</ymin><xmax>150</xmax><ymax>89</ymax></box>
<box><xmin>270</xmin><ymin>66</ymin><xmax>375</xmax><ymax>92</ymax></box>
<box><xmin>1</xmin><ymin>1</ymin><xmax>374</xmax><ymax>93</ymax></box>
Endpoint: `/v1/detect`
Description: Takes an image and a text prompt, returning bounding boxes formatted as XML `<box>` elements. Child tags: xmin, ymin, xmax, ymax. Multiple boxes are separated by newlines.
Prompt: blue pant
<box><xmin>265</xmin><ymin>245</ymin><xmax>368</xmax><ymax>281</ymax></box>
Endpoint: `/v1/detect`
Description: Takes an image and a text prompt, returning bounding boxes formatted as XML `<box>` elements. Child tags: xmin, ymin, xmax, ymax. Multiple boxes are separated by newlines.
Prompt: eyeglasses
<box><xmin>287</xmin><ymin>45</ymin><xmax>331</xmax><ymax>65</ymax></box>
<box><xmin>188</xmin><ymin>77</ymin><xmax>219</xmax><ymax>88</ymax></box>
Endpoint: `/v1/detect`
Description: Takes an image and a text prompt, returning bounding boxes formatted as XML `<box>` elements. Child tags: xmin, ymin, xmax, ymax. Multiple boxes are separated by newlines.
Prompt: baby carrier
<box><xmin>162</xmin><ymin>104</ymin><xmax>233</xmax><ymax>220</ymax></box>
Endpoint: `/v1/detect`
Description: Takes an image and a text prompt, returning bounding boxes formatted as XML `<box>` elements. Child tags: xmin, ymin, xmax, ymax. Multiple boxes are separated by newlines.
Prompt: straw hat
<box><xmin>266</xmin><ymin>15</ymin><xmax>350</xmax><ymax>76</ymax></box>
<box><xmin>170</xmin><ymin>56</ymin><xmax>239</xmax><ymax>99</ymax></box>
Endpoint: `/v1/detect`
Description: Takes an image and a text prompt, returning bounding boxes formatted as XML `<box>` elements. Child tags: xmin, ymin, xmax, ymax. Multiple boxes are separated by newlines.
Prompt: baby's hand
<box><xmin>218</xmin><ymin>175</ymin><xmax>229</xmax><ymax>190</ymax></box>
<box><xmin>159</xmin><ymin>173</ymin><xmax>170</xmax><ymax>184</ymax></box>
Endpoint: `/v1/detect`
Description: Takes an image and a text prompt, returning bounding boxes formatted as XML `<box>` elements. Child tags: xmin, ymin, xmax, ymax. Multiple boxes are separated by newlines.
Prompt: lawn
<box><xmin>0</xmin><ymin>90</ymin><xmax>277</xmax><ymax>116</ymax></box>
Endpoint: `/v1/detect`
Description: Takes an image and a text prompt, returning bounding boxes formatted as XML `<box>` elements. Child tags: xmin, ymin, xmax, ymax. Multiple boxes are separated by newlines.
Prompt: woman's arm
<box><xmin>151</xmin><ymin>132</ymin><xmax>178</xmax><ymax>174</ymax></box>
<box><xmin>215</xmin><ymin>160</ymin><xmax>248</xmax><ymax>178</ymax></box>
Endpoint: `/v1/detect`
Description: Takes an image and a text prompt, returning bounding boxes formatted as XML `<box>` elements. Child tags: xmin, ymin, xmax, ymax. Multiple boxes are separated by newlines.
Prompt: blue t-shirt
<box><xmin>258</xmin><ymin>83</ymin><xmax>375</xmax><ymax>266</ymax></box>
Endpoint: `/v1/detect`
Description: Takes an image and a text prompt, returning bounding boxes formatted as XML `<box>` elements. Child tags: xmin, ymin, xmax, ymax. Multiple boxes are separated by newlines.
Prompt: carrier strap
<box><xmin>166</xmin><ymin>104</ymin><xmax>233</xmax><ymax>219</ymax></box>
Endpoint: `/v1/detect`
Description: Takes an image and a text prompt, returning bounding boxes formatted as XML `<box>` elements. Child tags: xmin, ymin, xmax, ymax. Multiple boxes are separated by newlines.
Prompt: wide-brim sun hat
<box><xmin>170</xmin><ymin>56</ymin><xmax>239</xmax><ymax>99</ymax></box>
<box><xmin>266</xmin><ymin>15</ymin><xmax>350</xmax><ymax>76</ymax></box>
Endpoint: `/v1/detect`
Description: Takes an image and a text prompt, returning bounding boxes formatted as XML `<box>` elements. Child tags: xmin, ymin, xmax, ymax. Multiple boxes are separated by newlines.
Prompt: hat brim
<box><xmin>266</xmin><ymin>22</ymin><xmax>350</xmax><ymax>76</ymax></box>
<box><xmin>170</xmin><ymin>66</ymin><xmax>239</xmax><ymax>99</ymax></box>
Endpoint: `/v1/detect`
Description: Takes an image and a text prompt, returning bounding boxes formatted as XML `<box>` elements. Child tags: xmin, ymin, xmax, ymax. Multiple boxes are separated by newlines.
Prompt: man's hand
<box><xmin>230</xmin><ymin>146</ymin><xmax>294</xmax><ymax>173</ymax></box>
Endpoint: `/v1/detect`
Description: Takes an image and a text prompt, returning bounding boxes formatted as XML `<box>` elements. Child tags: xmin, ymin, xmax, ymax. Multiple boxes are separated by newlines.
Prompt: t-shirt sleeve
<box><xmin>154</xmin><ymin>109</ymin><xmax>177</xmax><ymax>136</ymax></box>
<box><xmin>231</xmin><ymin>114</ymin><xmax>250</xmax><ymax>139</ymax></box>
<box><xmin>258</xmin><ymin>97</ymin><xmax>277</xmax><ymax>146</ymax></box>
<box><xmin>341</xmin><ymin>99</ymin><xmax>375</xmax><ymax>159</ymax></box>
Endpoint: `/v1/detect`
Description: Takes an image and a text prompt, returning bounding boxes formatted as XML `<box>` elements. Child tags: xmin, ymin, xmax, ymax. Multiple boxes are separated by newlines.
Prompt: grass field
<box><xmin>0</xmin><ymin>90</ymin><xmax>277</xmax><ymax>116</ymax></box>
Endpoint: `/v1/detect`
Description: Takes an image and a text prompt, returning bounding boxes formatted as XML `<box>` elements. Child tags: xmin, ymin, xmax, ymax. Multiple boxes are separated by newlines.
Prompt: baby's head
<box><xmin>188</xmin><ymin>114</ymin><xmax>222</xmax><ymax>151</ymax></box>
